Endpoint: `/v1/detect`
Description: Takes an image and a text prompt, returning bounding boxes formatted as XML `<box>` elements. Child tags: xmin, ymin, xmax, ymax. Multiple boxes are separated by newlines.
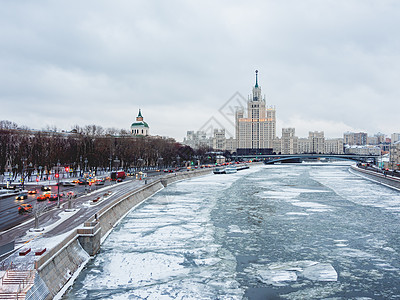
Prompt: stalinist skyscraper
<box><xmin>236</xmin><ymin>70</ymin><xmax>276</xmax><ymax>154</ymax></box>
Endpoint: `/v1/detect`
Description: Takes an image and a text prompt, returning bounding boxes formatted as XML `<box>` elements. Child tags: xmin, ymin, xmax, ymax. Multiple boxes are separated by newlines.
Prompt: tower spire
<box><xmin>136</xmin><ymin>109</ymin><xmax>143</xmax><ymax>121</ymax></box>
<box><xmin>255</xmin><ymin>70</ymin><xmax>259</xmax><ymax>88</ymax></box>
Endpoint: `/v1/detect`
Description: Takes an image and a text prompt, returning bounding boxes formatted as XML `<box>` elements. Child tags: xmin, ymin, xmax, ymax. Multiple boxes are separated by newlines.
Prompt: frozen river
<box><xmin>64</xmin><ymin>164</ymin><xmax>400</xmax><ymax>299</ymax></box>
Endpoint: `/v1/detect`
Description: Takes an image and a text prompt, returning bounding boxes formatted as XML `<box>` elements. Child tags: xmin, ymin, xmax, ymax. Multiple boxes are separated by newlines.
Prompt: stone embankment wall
<box><xmin>36</xmin><ymin>236</ymin><xmax>89</xmax><ymax>299</ymax></box>
<box><xmin>350</xmin><ymin>165</ymin><xmax>400</xmax><ymax>191</ymax></box>
<box><xmin>30</xmin><ymin>169</ymin><xmax>212</xmax><ymax>299</ymax></box>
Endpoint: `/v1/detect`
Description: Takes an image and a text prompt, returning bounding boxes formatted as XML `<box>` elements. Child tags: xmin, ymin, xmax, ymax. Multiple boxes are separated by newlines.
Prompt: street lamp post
<box><xmin>57</xmin><ymin>161</ymin><xmax>61</xmax><ymax>208</ymax></box>
<box><xmin>80</xmin><ymin>156</ymin><xmax>82</xmax><ymax>177</ymax></box>
<box><xmin>157</xmin><ymin>157</ymin><xmax>163</xmax><ymax>170</ymax></box>
<box><xmin>114</xmin><ymin>157</ymin><xmax>120</xmax><ymax>171</ymax></box>
<box><xmin>38</xmin><ymin>166</ymin><xmax>42</xmax><ymax>182</ymax></box>
<box><xmin>21</xmin><ymin>158</ymin><xmax>27</xmax><ymax>190</ymax></box>
<box><xmin>14</xmin><ymin>164</ymin><xmax>18</xmax><ymax>184</ymax></box>
<box><xmin>84</xmin><ymin>158</ymin><xmax>88</xmax><ymax>173</ymax></box>
<box><xmin>137</xmin><ymin>158</ymin><xmax>144</xmax><ymax>171</ymax></box>
<box><xmin>28</xmin><ymin>162</ymin><xmax>33</xmax><ymax>182</ymax></box>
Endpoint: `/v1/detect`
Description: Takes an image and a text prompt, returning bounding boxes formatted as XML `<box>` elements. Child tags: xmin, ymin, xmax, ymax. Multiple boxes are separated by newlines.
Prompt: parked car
<box><xmin>41</xmin><ymin>186</ymin><xmax>51</xmax><ymax>191</ymax></box>
<box><xmin>48</xmin><ymin>194</ymin><xmax>58</xmax><ymax>201</ymax></box>
<box><xmin>77</xmin><ymin>178</ymin><xmax>88</xmax><ymax>185</ymax></box>
<box><xmin>37</xmin><ymin>193</ymin><xmax>50</xmax><ymax>201</ymax></box>
<box><xmin>18</xmin><ymin>204</ymin><xmax>32</xmax><ymax>214</ymax></box>
<box><xmin>15</xmin><ymin>192</ymin><xmax>28</xmax><ymax>200</ymax></box>
<box><xmin>95</xmin><ymin>179</ymin><xmax>105</xmax><ymax>185</ymax></box>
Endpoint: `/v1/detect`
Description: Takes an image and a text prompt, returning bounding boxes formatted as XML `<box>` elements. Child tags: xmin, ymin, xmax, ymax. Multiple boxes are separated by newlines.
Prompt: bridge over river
<box><xmin>238</xmin><ymin>154</ymin><xmax>379</xmax><ymax>164</ymax></box>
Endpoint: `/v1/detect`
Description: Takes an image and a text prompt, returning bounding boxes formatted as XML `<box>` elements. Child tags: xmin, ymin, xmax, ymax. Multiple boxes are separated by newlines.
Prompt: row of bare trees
<box><xmin>0</xmin><ymin>120</ymin><xmax>208</xmax><ymax>179</ymax></box>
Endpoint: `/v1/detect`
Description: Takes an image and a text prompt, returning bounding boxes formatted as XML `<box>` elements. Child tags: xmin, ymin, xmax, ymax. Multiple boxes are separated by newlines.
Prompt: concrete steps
<box><xmin>0</xmin><ymin>292</ymin><xmax>27</xmax><ymax>299</ymax></box>
<box><xmin>0</xmin><ymin>270</ymin><xmax>34</xmax><ymax>300</ymax></box>
<box><xmin>2</xmin><ymin>271</ymin><xmax>34</xmax><ymax>285</ymax></box>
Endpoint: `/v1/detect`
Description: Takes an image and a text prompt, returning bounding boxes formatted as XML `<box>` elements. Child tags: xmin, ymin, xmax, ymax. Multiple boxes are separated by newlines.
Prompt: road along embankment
<box><xmin>350</xmin><ymin>165</ymin><xmax>400</xmax><ymax>191</ymax></box>
<box><xmin>26</xmin><ymin>169</ymin><xmax>212</xmax><ymax>300</ymax></box>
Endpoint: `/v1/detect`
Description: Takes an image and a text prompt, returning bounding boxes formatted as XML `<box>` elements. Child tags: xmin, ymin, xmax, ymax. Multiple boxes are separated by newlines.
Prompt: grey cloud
<box><xmin>0</xmin><ymin>0</ymin><xmax>399</xmax><ymax>140</ymax></box>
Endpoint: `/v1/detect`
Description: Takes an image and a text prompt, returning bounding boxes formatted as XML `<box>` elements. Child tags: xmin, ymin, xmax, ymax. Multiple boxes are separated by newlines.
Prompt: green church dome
<box><xmin>131</xmin><ymin>121</ymin><xmax>149</xmax><ymax>128</ymax></box>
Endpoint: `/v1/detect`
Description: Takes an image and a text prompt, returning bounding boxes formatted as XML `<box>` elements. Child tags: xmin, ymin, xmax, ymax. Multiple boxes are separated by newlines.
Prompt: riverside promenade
<box><xmin>0</xmin><ymin>168</ymin><xmax>212</xmax><ymax>300</ymax></box>
<box><xmin>350</xmin><ymin>164</ymin><xmax>400</xmax><ymax>191</ymax></box>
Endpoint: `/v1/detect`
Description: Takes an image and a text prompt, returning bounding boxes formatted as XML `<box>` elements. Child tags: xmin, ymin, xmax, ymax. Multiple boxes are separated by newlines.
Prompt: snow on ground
<box><xmin>3</xmin><ymin>229</ymin><xmax>77</xmax><ymax>271</ymax></box>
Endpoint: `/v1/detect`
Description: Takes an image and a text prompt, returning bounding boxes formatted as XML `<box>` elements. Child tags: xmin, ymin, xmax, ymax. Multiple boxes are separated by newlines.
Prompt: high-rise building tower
<box><xmin>236</xmin><ymin>71</ymin><xmax>276</xmax><ymax>154</ymax></box>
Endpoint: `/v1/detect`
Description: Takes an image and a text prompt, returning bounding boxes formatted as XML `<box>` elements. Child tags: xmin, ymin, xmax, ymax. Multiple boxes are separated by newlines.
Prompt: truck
<box><xmin>110</xmin><ymin>171</ymin><xmax>126</xmax><ymax>181</ymax></box>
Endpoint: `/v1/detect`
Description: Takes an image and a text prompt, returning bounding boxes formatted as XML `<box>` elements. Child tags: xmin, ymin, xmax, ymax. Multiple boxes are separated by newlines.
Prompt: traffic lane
<box><xmin>10</xmin><ymin>178</ymin><xmax>145</xmax><ymax>241</ymax></box>
<box><xmin>44</xmin><ymin>180</ymin><xmax>148</xmax><ymax>237</ymax></box>
<box><xmin>0</xmin><ymin>178</ymin><xmax>148</xmax><ymax>245</ymax></box>
<box><xmin>0</xmin><ymin>185</ymin><xmax>77</xmax><ymax>232</ymax></box>
<box><xmin>0</xmin><ymin>192</ymin><xmax>43</xmax><ymax>232</ymax></box>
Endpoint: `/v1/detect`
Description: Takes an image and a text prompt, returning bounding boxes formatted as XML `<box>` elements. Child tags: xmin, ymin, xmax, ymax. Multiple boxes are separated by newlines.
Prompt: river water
<box><xmin>64</xmin><ymin>164</ymin><xmax>400</xmax><ymax>299</ymax></box>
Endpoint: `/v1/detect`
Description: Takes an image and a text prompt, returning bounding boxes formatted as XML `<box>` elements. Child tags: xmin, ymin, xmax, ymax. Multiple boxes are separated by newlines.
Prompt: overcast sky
<box><xmin>1</xmin><ymin>0</ymin><xmax>399</xmax><ymax>141</ymax></box>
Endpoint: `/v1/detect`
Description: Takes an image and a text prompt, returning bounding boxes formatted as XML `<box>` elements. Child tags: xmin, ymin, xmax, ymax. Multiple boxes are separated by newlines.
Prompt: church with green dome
<box><xmin>131</xmin><ymin>109</ymin><xmax>150</xmax><ymax>136</ymax></box>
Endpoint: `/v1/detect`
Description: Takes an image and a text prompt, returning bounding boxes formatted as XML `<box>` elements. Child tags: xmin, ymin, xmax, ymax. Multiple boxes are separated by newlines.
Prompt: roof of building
<box><xmin>131</xmin><ymin>121</ymin><xmax>149</xmax><ymax>128</ymax></box>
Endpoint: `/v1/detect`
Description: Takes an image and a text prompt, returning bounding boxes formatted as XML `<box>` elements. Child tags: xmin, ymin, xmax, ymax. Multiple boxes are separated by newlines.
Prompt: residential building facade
<box><xmin>213</xmin><ymin>129</ymin><xmax>226</xmax><ymax>151</ymax></box>
<box><xmin>281</xmin><ymin>128</ymin><xmax>298</xmax><ymax>154</ymax></box>
<box><xmin>344</xmin><ymin>132</ymin><xmax>367</xmax><ymax>145</ymax></box>
<box><xmin>391</xmin><ymin>133</ymin><xmax>400</xmax><ymax>145</ymax></box>
<box><xmin>390</xmin><ymin>141</ymin><xmax>400</xmax><ymax>170</ymax></box>
<box><xmin>345</xmin><ymin>145</ymin><xmax>381</xmax><ymax>156</ymax></box>
<box><xmin>309</xmin><ymin>131</ymin><xmax>325</xmax><ymax>153</ymax></box>
<box><xmin>325</xmin><ymin>138</ymin><xmax>344</xmax><ymax>154</ymax></box>
<box><xmin>183</xmin><ymin>130</ymin><xmax>212</xmax><ymax>149</ymax></box>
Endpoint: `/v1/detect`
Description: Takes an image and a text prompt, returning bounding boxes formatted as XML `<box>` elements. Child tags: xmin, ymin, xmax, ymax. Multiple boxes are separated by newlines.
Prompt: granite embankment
<box><xmin>26</xmin><ymin>169</ymin><xmax>212</xmax><ymax>300</ymax></box>
<box><xmin>350</xmin><ymin>164</ymin><xmax>400</xmax><ymax>191</ymax></box>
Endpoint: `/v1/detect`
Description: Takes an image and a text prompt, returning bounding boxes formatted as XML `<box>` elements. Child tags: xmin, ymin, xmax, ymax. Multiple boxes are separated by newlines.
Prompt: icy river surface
<box><xmin>64</xmin><ymin>164</ymin><xmax>400</xmax><ymax>299</ymax></box>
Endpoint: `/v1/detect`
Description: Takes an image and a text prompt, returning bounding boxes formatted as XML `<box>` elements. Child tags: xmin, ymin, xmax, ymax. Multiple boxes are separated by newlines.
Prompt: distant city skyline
<box><xmin>1</xmin><ymin>1</ymin><xmax>399</xmax><ymax>141</ymax></box>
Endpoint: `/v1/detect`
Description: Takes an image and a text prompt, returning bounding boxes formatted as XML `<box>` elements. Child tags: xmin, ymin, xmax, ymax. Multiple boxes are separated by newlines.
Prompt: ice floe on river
<box><xmin>254</xmin><ymin>261</ymin><xmax>338</xmax><ymax>286</ymax></box>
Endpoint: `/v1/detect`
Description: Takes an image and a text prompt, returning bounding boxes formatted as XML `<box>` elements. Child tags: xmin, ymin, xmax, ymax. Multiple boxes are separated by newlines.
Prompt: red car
<box><xmin>18</xmin><ymin>204</ymin><xmax>32</xmax><ymax>214</ymax></box>
<box><xmin>37</xmin><ymin>193</ymin><xmax>50</xmax><ymax>201</ymax></box>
